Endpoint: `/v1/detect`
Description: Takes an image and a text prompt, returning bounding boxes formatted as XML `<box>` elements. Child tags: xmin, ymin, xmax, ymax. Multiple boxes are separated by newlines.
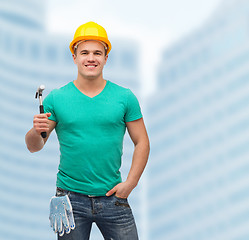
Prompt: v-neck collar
<box><xmin>71</xmin><ymin>80</ymin><xmax>109</xmax><ymax>99</ymax></box>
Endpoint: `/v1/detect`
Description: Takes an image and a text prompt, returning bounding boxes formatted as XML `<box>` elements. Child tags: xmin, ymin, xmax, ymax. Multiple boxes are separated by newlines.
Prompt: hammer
<box><xmin>35</xmin><ymin>85</ymin><xmax>47</xmax><ymax>138</ymax></box>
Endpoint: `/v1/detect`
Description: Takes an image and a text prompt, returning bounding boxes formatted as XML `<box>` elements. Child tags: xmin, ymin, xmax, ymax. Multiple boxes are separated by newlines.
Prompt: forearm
<box><xmin>25</xmin><ymin>128</ymin><xmax>45</xmax><ymax>153</ymax></box>
<box><xmin>126</xmin><ymin>140</ymin><xmax>150</xmax><ymax>188</ymax></box>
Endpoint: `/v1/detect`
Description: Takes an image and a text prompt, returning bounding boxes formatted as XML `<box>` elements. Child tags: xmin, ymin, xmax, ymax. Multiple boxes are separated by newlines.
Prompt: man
<box><xmin>25</xmin><ymin>21</ymin><xmax>150</xmax><ymax>240</ymax></box>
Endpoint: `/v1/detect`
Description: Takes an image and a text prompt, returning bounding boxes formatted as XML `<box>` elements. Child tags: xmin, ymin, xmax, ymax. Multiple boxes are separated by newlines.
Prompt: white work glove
<box><xmin>49</xmin><ymin>195</ymin><xmax>75</xmax><ymax>236</ymax></box>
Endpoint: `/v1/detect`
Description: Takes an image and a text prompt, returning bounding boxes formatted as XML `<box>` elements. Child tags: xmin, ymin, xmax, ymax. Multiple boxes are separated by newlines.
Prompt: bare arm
<box><xmin>125</xmin><ymin>118</ymin><xmax>150</xmax><ymax>188</ymax></box>
<box><xmin>25</xmin><ymin>112</ymin><xmax>56</xmax><ymax>153</ymax></box>
<box><xmin>106</xmin><ymin>118</ymin><xmax>150</xmax><ymax>198</ymax></box>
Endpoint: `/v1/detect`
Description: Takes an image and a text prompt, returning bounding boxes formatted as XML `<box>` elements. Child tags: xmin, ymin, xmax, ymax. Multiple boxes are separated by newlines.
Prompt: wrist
<box><xmin>25</xmin><ymin>128</ymin><xmax>44</xmax><ymax>153</ymax></box>
<box><xmin>32</xmin><ymin>127</ymin><xmax>43</xmax><ymax>137</ymax></box>
<box><xmin>125</xmin><ymin>178</ymin><xmax>138</xmax><ymax>189</ymax></box>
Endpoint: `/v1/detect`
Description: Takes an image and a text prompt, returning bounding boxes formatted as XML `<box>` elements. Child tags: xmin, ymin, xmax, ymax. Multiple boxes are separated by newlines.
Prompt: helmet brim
<box><xmin>69</xmin><ymin>36</ymin><xmax>112</xmax><ymax>55</ymax></box>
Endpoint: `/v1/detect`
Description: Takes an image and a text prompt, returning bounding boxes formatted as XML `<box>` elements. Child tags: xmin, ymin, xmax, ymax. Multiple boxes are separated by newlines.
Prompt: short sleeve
<box><xmin>43</xmin><ymin>91</ymin><xmax>57</xmax><ymax>122</ymax></box>
<box><xmin>124</xmin><ymin>89</ymin><xmax>143</xmax><ymax>122</ymax></box>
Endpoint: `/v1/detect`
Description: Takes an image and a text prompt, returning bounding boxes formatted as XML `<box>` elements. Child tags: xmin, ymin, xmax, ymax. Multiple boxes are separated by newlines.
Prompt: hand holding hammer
<box><xmin>35</xmin><ymin>85</ymin><xmax>47</xmax><ymax>138</ymax></box>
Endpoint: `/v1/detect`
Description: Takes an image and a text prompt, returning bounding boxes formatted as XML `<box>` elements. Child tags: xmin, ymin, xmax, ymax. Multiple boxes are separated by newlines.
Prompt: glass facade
<box><xmin>147</xmin><ymin>0</ymin><xmax>249</xmax><ymax>239</ymax></box>
<box><xmin>0</xmin><ymin>1</ymin><xmax>141</xmax><ymax>239</ymax></box>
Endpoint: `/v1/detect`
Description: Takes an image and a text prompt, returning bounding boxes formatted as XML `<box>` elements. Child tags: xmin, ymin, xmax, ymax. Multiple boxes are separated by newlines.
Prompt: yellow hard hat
<box><xmin>69</xmin><ymin>21</ymin><xmax>112</xmax><ymax>55</ymax></box>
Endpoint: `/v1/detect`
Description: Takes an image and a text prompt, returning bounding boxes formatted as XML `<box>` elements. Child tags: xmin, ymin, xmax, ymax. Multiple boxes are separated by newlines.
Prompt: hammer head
<box><xmin>35</xmin><ymin>85</ymin><xmax>45</xmax><ymax>98</ymax></box>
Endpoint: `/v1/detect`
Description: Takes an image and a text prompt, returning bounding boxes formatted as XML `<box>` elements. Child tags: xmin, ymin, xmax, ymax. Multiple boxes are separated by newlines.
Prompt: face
<box><xmin>73</xmin><ymin>40</ymin><xmax>108</xmax><ymax>80</ymax></box>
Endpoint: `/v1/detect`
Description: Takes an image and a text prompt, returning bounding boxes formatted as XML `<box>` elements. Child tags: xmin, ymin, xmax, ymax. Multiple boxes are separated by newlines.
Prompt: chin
<box><xmin>86</xmin><ymin>75</ymin><xmax>99</xmax><ymax>80</ymax></box>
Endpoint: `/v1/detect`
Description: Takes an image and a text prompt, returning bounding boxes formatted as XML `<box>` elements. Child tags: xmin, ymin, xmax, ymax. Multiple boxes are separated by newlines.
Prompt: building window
<box><xmin>46</xmin><ymin>44</ymin><xmax>57</xmax><ymax>62</ymax></box>
<box><xmin>30</xmin><ymin>41</ymin><xmax>40</xmax><ymax>60</ymax></box>
<box><xmin>121</xmin><ymin>51</ymin><xmax>136</xmax><ymax>70</ymax></box>
<box><xmin>4</xmin><ymin>31</ymin><xmax>13</xmax><ymax>54</ymax></box>
<box><xmin>64</xmin><ymin>48</ymin><xmax>73</xmax><ymax>64</ymax></box>
<box><xmin>16</xmin><ymin>37</ymin><xmax>26</xmax><ymax>56</ymax></box>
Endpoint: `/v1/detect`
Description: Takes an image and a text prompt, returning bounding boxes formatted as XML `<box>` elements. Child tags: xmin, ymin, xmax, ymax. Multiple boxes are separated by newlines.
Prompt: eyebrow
<box><xmin>80</xmin><ymin>50</ymin><xmax>104</xmax><ymax>54</ymax></box>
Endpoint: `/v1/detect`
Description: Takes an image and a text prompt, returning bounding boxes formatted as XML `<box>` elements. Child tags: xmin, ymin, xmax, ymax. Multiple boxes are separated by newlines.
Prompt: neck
<box><xmin>74</xmin><ymin>74</ymin><xmax>105</xmax><ymax>91</ymax></box>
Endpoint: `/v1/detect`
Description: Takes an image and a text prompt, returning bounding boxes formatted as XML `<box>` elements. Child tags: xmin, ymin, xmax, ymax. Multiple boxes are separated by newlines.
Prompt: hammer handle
<box><xmin>39</xmin><ymin>105</ymin><xmax>47</xmax><ymax>138</ymax></box>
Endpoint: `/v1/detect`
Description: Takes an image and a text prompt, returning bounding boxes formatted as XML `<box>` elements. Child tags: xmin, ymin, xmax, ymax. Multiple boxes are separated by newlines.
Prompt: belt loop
<box><xmin>56</xmin><ymin>187</ymin><xmax>69</xmax><ymax>196</ymax></box>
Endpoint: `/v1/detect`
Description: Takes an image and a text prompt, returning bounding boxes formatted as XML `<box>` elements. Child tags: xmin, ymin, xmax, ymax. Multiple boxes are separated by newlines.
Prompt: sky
<box><xmin>46</xmin><ymin>0</ymin><xmax>222</xmax><ymax>96</ymax></box>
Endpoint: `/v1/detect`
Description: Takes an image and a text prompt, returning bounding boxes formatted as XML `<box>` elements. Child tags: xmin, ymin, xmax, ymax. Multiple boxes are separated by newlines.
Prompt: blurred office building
<box><xmin>146</xmin><ymin>0</ymin><xmax>249</xmax><ymax>239</ymax></box>
<box><xmin>0</xmin><ymin>0</ymin><xmax>142</xmax><ymax>239</ymax></box>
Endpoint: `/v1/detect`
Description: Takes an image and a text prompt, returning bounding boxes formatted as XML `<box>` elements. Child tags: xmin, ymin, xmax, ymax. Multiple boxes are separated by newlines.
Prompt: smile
<box><xmin>85</xmin><ymin>64</ymin><xmax>97</xmax><ymax>68</ymax></box>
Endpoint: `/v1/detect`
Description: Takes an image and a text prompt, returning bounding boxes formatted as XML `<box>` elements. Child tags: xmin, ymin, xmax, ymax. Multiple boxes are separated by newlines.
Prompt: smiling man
<box><xmin>73</xmin><ymin>40</ymin><xmax>107</xmax><ymax>81</ymax></box>
<box><xmin>25</xmin><ymin>21</ymin><xmax>150</xmax><ymax>240</ymax></box>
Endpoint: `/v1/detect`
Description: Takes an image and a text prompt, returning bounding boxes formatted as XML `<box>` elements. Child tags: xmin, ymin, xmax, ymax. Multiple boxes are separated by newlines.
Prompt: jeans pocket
<box><xmin>114</xmin><ymin>195</ymin><xmax>127</xmax><ymax>201</ymax></box>
<box><xmin>114</xmin><ymin>195</ymin><xmax>130</xmax><ymax>208</ymax></box>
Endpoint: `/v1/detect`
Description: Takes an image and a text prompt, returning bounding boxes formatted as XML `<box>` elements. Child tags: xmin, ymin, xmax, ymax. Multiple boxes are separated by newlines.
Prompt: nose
<box><xmin>87</xmin><ymin>53</ymin><xmax>95</xmax><ymax>61</ymax></box>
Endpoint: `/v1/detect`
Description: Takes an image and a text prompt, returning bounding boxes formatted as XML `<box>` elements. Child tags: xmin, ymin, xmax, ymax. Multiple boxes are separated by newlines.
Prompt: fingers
<box><xmin>64</xmin><ymin>195</ymin><xmax>75</xmax><ymax>231</ymax></box>
<box><xmin>59</xmin><ymin>227</ymin><xmax>65</xmax><ymax>237</ymax></box>
<box><xmin>33</xmin><ymin>113</ymin><xmax>51</xmax><ymax>135</ymax></box>
<box><xmin>50</xmin><ymin>213</ymin><xmax>71</xmax><ymax>236</ymax></box>
<box><xmin>61</xmin><ymin>210</ymin><xmax>70</xmax><ymax>232</ymax></box>
<box><xmin>53</xmin><ymin>216</ymin><xmax>57</xmax><ymax>233</ymax></box>
<box><xmin>49</xmin><ymin>214</ymin><xmax>55</xmax><ymax>230</ymax></box>
<box><xmin>49</xmin><ymin>195</ymin><xmax>75</xmax><ymax>236</ymax></box>
<box><xmin>67</xmin><ymin>211</ymin><xmax>75</xmax><ymax>230</ymax></box>
<box><xmin>106</xmin><ymin>186</ymin><xmax>117</xmax><ymax>196</ymax></box>
<box><xmin>58</xmin><ymin>215</ymin><xmax>63</xmax><ymax>235</ymax></box>
<box><xmin>106</xmin><ymin>182</ymin><xmax>132</xmax><ymax>199</ymax></box>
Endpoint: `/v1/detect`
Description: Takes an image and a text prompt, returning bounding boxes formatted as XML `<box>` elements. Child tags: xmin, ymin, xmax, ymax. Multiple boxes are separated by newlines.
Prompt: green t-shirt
<box><xmin>43</xmin><ymin>80</ymin><xmax>142</xmax><ymax>196</ymax></box>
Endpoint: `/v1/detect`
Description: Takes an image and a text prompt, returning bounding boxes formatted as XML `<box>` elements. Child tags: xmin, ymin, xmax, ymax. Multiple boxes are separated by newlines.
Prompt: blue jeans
<box><xmin>57</xmin><ymin>188</ymin><xmax>139</xmax><ymax>240</ymax></box>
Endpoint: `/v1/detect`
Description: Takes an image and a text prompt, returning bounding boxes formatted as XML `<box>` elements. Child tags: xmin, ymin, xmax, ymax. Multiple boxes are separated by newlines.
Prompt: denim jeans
<box><xmin>57</xmin><ymin>188</ymin><xmax>139</xmax><ymax>240</ymax></box>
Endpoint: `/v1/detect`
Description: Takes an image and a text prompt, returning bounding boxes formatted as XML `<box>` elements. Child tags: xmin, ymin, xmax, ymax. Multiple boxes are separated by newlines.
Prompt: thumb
<box><xmin>46</xmin><ymin>112</ymin><xmax>52</xmax><ymax>117</ymax></box>
<box><xmin>106</xmin><ymin>187</ymin><xmax>116</xmax><ymax>196</ymax></box>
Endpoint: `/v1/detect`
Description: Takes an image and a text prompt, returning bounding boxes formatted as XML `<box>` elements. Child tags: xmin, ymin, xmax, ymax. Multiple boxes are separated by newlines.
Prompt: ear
<box><xmin>72</xmin><ymin>54</ymin><xmax>77</xmax><ymax>64</ymax></box>
<box><xmin>104</xmin><ymin>55</ymin><xmax>108</xmax><ymax>65</ymax></box>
